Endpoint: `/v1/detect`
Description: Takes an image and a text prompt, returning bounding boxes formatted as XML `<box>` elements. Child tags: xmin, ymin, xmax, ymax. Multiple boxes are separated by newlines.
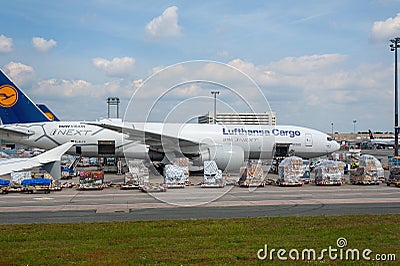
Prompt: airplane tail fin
<box><xmin>369</xmin><ymin>129</ymin><xmax>375</xmax><ymax>140</ymax></box>
<box><xmin>37</xmin><ymin>104</ymin><xmax>60</xmax><ymax>121</ymax></box>
<box><xmin>0</xmin><ymin>69</ymin><xmax>51</xmax><ymax>124</ymax></box>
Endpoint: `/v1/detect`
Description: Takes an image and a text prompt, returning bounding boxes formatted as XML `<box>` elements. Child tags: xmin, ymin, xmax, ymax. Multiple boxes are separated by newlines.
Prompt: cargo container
<box><xmin>388</xmin><ymin>165</ymin><xmax>400</xmax><ymax>187</ymax></box>
<box><xmin>277</xmin><ymin>156</ymin><xmax>304</xmax><ymax>186</ymax></box>
<box><xmin>314</xmin><ymin>160</ymin><xmax>344</xmax><ymax>186</ymax></box>
<box><xmin>78</xmin><ymin>171</ymin><xmax>104</xmax><ymax>190</ymax></box>
<box><xmin>122</xmin><ymin>160</ymin><xmax>149</xmax><ymax>189</ymax></box>
<box><xmin>202</xmin><ymin>160</ymin><xmax>224</xmax><ymax>188</ymax></box>
<box><xmin>164</xmin><ymin>164</ymin><xmax>186</xmax><ymax>188</ymax></box>
<box><xmin>237</xmin><ymin>162</ymin><xmax>265</xmax><ymax>187</ymax></box>
<box><xmin>349</xmin><ymin>154</ymin><xmax>383</xmax><ymax>185</ymax></box>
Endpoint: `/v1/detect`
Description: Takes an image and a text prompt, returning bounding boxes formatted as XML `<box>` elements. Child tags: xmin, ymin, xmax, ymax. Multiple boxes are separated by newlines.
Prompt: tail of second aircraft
<box><xmin>0</xmin><ymin>69</ymin><xmax>52</xmax><ymax>124</ymax></box>
<box><xmin>369</xmin><ymin>129</ymin><xmax>375</xmax><ymax>140</ymax></box>
<box><xmin>37</xmin><ymin>104</ymin><xmax>60</xmax><ymax>121</ymax></box>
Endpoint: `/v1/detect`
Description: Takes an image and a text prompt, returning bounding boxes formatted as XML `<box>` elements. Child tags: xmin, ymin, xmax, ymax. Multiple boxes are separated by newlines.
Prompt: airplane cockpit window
<box><xmin>327</xmin><ymin>137</ymin><xmax>334</xmax><ymax>141</ymax></box>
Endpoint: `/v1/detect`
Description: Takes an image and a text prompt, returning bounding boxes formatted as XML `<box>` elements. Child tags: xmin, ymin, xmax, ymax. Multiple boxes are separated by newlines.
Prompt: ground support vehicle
<box><xmin>387</xmin><ymin>165</ymin><xmax>400</xmax><ymax>187</ymax></box>
<box><xmin>314</xmin><ymin>160</ymin><xmax>343</xmax><ymax>186</ymax></box>
<box><xmin>237</xmin><ymin>162</ymin><xmax>265</xmax><ymax>187</ymax></box>
<box><xmin>78</xmin><ymin>171</ymin><xmax>104</xmax><ymax>190</ymax></box>
<box><xmin>0</xmin><ymin>179</ymin><xmax>10</xmax><ymax>194</ymax></box>
<box><xmin>201</xmin><ymin>160</ymin><xmax>224</xmax><ymax>188</ymax></box>
<box><xmin>61</xmin><ymin>167</ymin><xmax>75</xmax><ymax>179</ymax></box>
<box><xmin>277</xmin><ymin>156</ymin><xmax>304</xmax><ymax>187</ymax></box>
<box><xmin>21</xmin><ymin>178</ymin><xmax>51</xmax><ymax>194</ymax></box>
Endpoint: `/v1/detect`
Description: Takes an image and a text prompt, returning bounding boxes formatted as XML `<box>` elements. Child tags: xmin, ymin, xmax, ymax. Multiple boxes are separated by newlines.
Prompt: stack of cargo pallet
<box><xmin>350</xmin><ymin>154</ymin><xmax>383</xmax><ymax>185</ymax></box>
<box><xmin>314</xmin><ymin>160</ymin><xmax>343</xmax><ymax>185</ymax></box>
<box><xmin>78</xmin><ymin>171</ymin><xmax>104</xmax><ymax>190</ymax></box>
<box><xmin>172</xmin><ymin>157</ymin><xmax>190</xmax><ymax>184</ymax></box>
<box><xmin>164</xmin><ymin>164</ymin><xmax>186</xmax><ymax>188</ymax></box>
<box><xmin>238</xmin><ymin>161</ymin><xmax>265</xmax><ymax>187</ymax></box>
<box><xmin>277</xmin><ymin>156</ymin><xmax>303</xmax><ymax>186</ymax></box>
<box><xmin>388</xmin><ymin>163</ymin><xmax>400</xmax><ymax>187</ymax></box>
<box><xmin>202</xmin><ymin>160</ymin><xmax>224</xmax><ymax>188</ymax></box>
<box><xmin>122</xmin><ymin>160</ymin><xmax>149</xmax><ymax>189</ymax></box>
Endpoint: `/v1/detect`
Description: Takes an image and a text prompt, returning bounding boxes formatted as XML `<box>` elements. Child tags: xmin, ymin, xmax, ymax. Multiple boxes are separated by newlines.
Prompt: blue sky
<box><xmin>1</xmin><ymin>0</ymin><xmax>400</xmax><ymax>133</ymax></box>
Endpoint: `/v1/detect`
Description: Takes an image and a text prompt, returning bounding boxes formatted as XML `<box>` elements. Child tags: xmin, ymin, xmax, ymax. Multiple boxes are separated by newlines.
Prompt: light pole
<box><xmin>331</xmin><ymin>122</ymin><xmax>334</xmax><ymax>137</ymax></box>
<box><xmin>353</xmin><ymin>120</ymin><xmax>356</xmax><ymax>135</ymax></box>
<box><xmin>211</xmin><ymin>91</ymin><xmax>219</xmax><ymax>124</ymax></box>
<box><xmin>390</xmin><ymin>37</ymin><xmax>400</xmax><ymax>156</ymax></box>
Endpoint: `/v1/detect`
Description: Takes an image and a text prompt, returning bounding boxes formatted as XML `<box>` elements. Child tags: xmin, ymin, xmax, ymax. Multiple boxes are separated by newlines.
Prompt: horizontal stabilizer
<box><xmin>0</xmin><ymin>142</ymin><xmax>74</xmax><ymax>177</ymax></box>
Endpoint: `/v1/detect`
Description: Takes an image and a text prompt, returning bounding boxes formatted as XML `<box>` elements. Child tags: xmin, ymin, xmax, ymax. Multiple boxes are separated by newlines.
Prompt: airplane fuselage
<box><xmin>0</xmin><ymin>121</ymin><xmax>339</xmax><ymax>160</ymax></box>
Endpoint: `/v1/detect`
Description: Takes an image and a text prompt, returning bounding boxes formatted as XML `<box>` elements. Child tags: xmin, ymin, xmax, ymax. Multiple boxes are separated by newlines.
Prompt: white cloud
<box><xmin>3</xmin><ymin>61</ymin><xmax>35</xmax><ymax>87</ymax></box>
<box><xmin>35</xmin><ymin>79</ymin><xmax>94</xmax><ymax>97</ymax></box>
<box><xmin>370</xmin><ymin>13</ymin><xmax>400</xmax><ymax>42</ymax></box>
<box><xmin>145</xmin><ymin>6</ymin><xmax>182</xmax><ymax>39</ymax></box>
<box><xmin>92</xmin><ymin>57</ymin><xmax>135</xmax><ymax>77</ymax></box>
<box><xmin>32</xmin><ymin>37</ymin><xmax>57</xmax><ymax>52</ymax></box>
<box><xmin>0</xmin><ymin>35</ymin><xmax>13</xmax><ymax>53</ymax></box>
<box><xmin>265</xmin><ymin>54</ymin><xmax>347</xmax><ymax>75</ymax></box>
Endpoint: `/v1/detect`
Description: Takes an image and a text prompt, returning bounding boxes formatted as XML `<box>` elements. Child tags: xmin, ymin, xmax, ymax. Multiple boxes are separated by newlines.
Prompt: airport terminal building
<box><xmin>198</xmin><ymin>112</ymin><xmax>276</xmax><ymax>125</ymax></box>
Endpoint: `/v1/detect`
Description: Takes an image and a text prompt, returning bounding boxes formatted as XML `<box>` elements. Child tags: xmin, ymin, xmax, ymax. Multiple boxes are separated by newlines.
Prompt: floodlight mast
<box><xmin>211</xmin><ymin>91</ymin><xmax>219</xmax><ymax>124</ymax></box>
<box><xmin>390</xmin><ymin>37</ymin><xmax>400</xmax><ymax>156</ymax></box>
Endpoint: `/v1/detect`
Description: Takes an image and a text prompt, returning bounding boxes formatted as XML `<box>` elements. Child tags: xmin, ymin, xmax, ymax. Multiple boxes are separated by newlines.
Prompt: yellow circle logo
<box><xmin>0</xmin><ymin>85</ymin><xmax>18</xmax><ymax>107</ymax></box>
<box><xmin>45</xmin><ymin>112</ymin><xmax>55</xmax><ymax>121</ymax></box>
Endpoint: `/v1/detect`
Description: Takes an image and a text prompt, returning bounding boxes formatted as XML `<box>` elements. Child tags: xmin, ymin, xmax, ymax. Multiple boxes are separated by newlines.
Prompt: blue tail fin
<box><xmin>37</xmin><ymin>104</ymin><xmax>60</xmax><ymax>121</ymax></box>
<box><xmin>369</xmin><ymin>129</ymin><xmax>374</xmax><ymax>140</ymax></box>
<box><xmin>0</xmin><ymin>69</ymin><xmax>51</xmax><ymax>124</ymax></box>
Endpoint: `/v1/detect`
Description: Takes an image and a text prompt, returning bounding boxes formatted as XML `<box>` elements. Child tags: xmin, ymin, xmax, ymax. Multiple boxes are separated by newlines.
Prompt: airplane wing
<box><xmin>86</xmin><ymin>121</ymin><xmax>199</xmax><ymax>153</ymax></box>
<box><xmin>0</xmin><ymin>142</ymin><xmax>74</xmax><ymax>177</ymax></box>
<box><xmin>0</xmin><ymin>125</ymin><xmax>34</xmax><ymax>136</ymax></box>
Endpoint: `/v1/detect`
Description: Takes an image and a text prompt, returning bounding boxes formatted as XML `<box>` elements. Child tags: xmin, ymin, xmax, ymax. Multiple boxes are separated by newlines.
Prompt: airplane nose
<box><xmin>332</xmin><ymin>140</ymin><xmax>340</xmax><ymax>152</ymax></box>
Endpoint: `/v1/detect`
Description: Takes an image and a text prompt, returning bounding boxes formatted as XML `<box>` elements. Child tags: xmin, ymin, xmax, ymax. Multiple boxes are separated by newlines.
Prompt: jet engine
<box><xmin>199</xmin><ymin>145</ymin><xmax>245</xmax><ymax>171</ymax></box>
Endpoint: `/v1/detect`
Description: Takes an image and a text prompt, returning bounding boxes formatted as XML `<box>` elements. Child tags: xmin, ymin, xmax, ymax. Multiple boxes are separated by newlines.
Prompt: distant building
<box><xmin>198</xmin><ymin>112</ymin><xmax>276</xmax><ymax>125</ymax></box>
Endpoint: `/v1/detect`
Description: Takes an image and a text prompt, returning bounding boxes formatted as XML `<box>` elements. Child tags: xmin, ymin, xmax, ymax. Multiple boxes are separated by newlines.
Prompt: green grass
<box><xmin>0</xmin><ymin>214</ymin><xmax>398</xmax><ymax>265</ymax></box>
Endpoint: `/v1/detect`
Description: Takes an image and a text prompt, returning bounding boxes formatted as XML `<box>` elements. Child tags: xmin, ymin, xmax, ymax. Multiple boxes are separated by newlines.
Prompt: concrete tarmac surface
<box><xmin>0</xmin><ymin>183</ymin><xmax>399</xmax><ymax>224</ymax></box>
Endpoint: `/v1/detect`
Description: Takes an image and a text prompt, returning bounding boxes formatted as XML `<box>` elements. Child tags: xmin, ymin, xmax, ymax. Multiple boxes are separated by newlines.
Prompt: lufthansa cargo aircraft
<box><xmin>0</xmin><ymin>69</ymin><xmax>339</xmax><ymax>171</ymax></box>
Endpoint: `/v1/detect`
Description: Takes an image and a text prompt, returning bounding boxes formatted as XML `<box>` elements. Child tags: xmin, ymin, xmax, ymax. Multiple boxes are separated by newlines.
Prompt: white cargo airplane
<box><xmin>368</xmin><ymin>129</ymin><xmax>396</xmax><ymax>149</ymax></box>
<box><xmin>0</xmin><ymin>69</ymin><xmax>340</xmax><ymax>171</ymax></box>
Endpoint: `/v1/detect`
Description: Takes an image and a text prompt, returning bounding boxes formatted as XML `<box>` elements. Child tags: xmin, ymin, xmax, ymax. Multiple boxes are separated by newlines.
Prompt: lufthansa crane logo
<box><xmin>0</xmin><ymin>85</ymin><xmax>18</xmax><ymax>107</ymax></box>
<box><xmin>44</xmin><ymin>112</ymin><xmax>55</xmax><ymax>121</ymax></box>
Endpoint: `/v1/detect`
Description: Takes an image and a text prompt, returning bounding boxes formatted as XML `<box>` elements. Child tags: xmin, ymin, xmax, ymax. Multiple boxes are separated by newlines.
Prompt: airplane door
<box><xmin>305</xmin><ymin>133</ymin><xmax>313</xmax><ymax>147</ymax></box>
<box><xmin>98</xmin><ymin>140</ymin><xmax>116</xmax><ymax>155</ymax></box>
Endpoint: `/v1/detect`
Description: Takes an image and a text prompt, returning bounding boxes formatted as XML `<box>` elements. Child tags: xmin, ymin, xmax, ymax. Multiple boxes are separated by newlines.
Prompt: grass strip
<box><xmin>0</xmin><ymin>214</ymin><xmax>398</xmax><ymax>265</ymax></box>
